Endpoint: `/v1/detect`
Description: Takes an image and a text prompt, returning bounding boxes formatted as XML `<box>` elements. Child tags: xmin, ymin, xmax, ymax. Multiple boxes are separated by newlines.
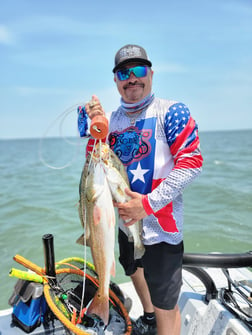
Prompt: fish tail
<box><xmin>134</xmin><ymin>242</ymin><xmax>145</xmax><ymax>260</ymax></box>
<box><xmin>87</xmin><ymin>291</ymin><xmax>110</xmax><ymax>325</ymax></box>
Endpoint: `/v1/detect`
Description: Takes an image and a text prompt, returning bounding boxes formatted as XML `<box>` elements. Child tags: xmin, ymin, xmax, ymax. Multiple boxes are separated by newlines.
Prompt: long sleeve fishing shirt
<box><xmin>78</xmin><ymin>97</ymin><xmax>203</xmax><ymax>245</ymax></box>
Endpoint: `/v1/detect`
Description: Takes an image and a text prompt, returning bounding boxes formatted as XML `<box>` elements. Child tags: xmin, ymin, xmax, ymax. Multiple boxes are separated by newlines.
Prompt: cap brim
<box><xmin>113</xmin><ymin>58</ymin><xmax>152</xmax><ymax>73</ymax></box>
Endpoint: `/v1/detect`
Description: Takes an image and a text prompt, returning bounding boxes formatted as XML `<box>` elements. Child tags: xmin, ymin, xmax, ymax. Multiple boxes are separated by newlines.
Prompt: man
<box><xmin>79</xmin><ymin>44</ymin><xmax>203</xmax><ymax>335</ymax></box>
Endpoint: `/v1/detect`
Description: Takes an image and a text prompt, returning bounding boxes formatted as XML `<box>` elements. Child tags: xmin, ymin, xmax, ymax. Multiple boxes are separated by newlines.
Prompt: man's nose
<box><xmin>128</xmin><ymin>71</ymin><xmax>137</xmax><ymax>80</ymax></box>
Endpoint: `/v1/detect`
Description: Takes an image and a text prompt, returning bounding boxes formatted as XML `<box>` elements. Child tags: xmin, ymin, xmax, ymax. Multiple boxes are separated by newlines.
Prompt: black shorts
<box><xmin>118</xmin><ymin>229</ymin><xmax>183</xmax><ymax>310</ymax></box>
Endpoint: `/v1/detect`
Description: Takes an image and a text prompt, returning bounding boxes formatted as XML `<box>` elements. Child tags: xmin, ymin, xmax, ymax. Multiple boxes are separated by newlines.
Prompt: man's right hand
<box><xmin>85</xmin><ymin>95</ymin><xmax>105</xmax><ymax>120</ymax></box>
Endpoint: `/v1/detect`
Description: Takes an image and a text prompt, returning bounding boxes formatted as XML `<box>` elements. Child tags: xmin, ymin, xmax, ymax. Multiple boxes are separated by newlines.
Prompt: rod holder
<box><xmin>43</xmin><ymin>233</ymin><xmax>56</xmax><ymax>285</ymax></box>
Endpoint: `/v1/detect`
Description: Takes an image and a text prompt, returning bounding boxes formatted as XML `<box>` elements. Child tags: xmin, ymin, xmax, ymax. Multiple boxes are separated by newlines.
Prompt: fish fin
<box><xmin>87</xmin><ymin>292</ymin><xmax>109</xmax><ymax>325</ymax></box>
<box><xmin>124</xmin><ymin>226</ymin><xmax>145</xmax><ymax>258</ymax></box>
<box><xmin>76</xmin><ymin>234</ymin><xmax>84</xmax><ymax>245</ymax></box>
<box><xmin>76</xmin><ymin>233</ymin><xmax>91</xmax><ymax>247</ymax></box>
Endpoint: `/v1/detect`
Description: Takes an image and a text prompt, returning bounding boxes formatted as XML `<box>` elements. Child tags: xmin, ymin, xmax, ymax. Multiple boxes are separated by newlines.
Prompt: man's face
<box><xmin>114</xmin><ymin>63</ymin><xmax>153</xmax><ymax>103</ymax></box>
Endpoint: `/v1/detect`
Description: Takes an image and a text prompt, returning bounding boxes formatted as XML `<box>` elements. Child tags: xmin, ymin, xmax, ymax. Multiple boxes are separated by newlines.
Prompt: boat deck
<box><xmin>122</xmin><ymin>266</ymin><xmax>252</xmax><ymax>334</ymax></box>
<box><xmin>0</xmin><ymin>267</ymin><xmax>251</xmax><ymax>334</ymax></box>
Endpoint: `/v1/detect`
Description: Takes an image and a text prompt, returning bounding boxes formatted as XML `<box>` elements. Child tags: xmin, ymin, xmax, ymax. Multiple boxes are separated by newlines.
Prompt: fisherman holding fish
<box><xmin>78</xmin><ymin>44</ymin><xmax>203</xmax><ymax>335</ymax></box>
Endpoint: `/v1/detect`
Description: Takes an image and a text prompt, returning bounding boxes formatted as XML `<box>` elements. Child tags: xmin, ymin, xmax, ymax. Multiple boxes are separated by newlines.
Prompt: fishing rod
<box><xmin>222</xmin><ymin>268</ymin><xmax>252</xmax><ymax>307</ymax></box>
<box><xmin>12</xmin><ymin>234</ymin><xmax>132</xmax><ymax>335</ymax></box>
<box><xmin>220</xmin><ymin>268</ymin><xmax>252</xmax><ymax>330</ymax></box>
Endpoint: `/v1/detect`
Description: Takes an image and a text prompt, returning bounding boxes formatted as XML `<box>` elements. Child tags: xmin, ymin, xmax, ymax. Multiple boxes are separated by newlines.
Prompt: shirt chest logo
<box><xmin>109</xmin><ymin>126</ymin><xmax>152</xmax><ymax>165</ymax></box>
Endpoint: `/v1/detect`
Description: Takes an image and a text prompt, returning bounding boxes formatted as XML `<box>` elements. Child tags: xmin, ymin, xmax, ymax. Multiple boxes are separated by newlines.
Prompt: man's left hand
<box><xmin>114</xmin><ymin>188</ymin><xmax>148</xmax><ymax>226</ymax></box>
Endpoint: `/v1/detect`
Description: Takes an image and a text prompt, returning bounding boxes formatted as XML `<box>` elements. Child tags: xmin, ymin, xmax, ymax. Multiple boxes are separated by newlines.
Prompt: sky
<box><xmin>0</xmin><ymin>0</ymin><xmax>252</xmax><ymax>139</ymax></box>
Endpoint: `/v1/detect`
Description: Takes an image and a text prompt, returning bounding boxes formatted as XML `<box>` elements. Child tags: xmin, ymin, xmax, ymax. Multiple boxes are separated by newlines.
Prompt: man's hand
<box><xmin>114</xmin><ymin>188</ymin><xmax>148</xmax><ymax>226</ymax></box>
<box><xmin>85</xmin><ymin>95</ymin><xmax>105</xmax><ymax>119</ymax></box>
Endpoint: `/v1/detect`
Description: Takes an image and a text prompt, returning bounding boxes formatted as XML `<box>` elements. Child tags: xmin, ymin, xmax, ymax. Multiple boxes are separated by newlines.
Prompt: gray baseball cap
<box><xmin>113</xmin><ymin>44</ymin><xmax>152</xmax><ymax>73</ymax></box>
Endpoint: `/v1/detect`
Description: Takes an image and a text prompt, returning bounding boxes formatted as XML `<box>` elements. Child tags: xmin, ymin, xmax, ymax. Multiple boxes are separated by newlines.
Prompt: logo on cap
<box><xmin>113</xmin><ymin>44</ymin><xmax>151</xmax><ymax>72</ymax></box>
<box><xmin>119</xmin><ymin>46</ymin><xmax>142</xmax><ymax>59</ymax></box>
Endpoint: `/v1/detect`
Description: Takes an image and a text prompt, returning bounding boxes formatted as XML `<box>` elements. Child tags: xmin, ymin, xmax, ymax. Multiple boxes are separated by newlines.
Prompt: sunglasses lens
<box><xmin>133</xmin><ymin>66</ymin><xmax>148</xmax><ymax>78</ymax></box>
<box><xmin>116</xmin><ymin>66</ymin><xmax>148</xmax><ymax>81</ymax></box>
<box><xmin>117</xmin><ymin>68</ymin><xmax>130</xmax><ymax>81</ymax></box>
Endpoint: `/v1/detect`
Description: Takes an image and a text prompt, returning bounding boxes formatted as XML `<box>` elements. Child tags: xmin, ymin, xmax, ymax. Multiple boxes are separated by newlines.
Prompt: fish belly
<box><xmin>86</xmin><ymin>164</ymin><xmax>115</xmax><ymax>324</ymax></box>
<box><xmin>104</xmin><ymin>165</ymin><xmax>145</xmax><ymax>260</ymax></box>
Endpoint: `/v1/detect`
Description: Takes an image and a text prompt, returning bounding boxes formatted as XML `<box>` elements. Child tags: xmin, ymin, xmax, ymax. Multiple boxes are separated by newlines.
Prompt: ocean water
<box><xmin>0</xmin><ymin>129</ymin><xmax>251</xmax><ymax>309</ymax></box>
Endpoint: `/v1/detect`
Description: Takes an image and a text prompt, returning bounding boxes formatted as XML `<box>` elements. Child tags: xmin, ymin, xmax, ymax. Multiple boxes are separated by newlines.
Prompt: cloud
<box><xmin>0</xmin><ymin>25</ymin><xmax>14</xmax><ymax>45</ymax></box>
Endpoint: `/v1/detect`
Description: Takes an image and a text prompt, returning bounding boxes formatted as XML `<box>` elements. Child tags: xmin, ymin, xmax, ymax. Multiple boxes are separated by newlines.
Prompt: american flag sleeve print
<box><xmin>142</xmin><ymin>103</ymin><xmax>203</xmax><ymax>214</ymax></box>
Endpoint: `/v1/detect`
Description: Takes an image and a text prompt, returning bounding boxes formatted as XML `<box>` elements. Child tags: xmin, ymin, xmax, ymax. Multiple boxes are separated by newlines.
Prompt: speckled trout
<box><xmin>78</xmin><ymin>148</ymin><xmax>115</xmax><ymax>325</ymax></box>
<box><xmin>77</xmin><ymin>143</ymin><xmax>145</xmax><ymax>323</ymax></box>
<box><xmin>99</xmin><ymin>143</ymin><xmax>145</xmax><ymax>260</ymax></box>
<box><xmin>77</xmin><ymin>143</ymin><xmax>145</xmax><ymax>259</ymax></box>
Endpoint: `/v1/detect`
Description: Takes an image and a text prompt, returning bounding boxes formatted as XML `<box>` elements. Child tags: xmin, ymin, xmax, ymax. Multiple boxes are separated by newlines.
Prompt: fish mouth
<box><xmin>92</xmin><ymin>143</ymin><xmax>110</xmax><ymax>162</ymax></box>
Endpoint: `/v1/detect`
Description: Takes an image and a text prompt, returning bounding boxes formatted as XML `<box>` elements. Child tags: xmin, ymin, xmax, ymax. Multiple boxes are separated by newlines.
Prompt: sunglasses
<box><xmin>116</xmin><ymin>65</ymin><xmax>149</xmax><ymax>81</ymax></box>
